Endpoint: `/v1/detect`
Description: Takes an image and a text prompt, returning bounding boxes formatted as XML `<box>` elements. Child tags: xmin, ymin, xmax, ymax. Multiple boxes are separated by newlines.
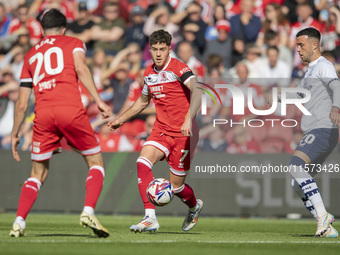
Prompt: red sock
<box><xmin>84</xmin><ymin>166</ymin><xmax>105</xmax><ymax>209</ymax></box>
<box><xmin>17</xmin><ymin>177</ymin><xmax>42</xmax><ymax>220</ymax></box>
<box><xmin>174</xmin><ymin>184</ymin><xmax>197</xmax><ymax>208</ymax></box>
<box><xmin>137</xmin><ymin>157</ymin><xmax>155</xmax><ymax>210</ymax></box>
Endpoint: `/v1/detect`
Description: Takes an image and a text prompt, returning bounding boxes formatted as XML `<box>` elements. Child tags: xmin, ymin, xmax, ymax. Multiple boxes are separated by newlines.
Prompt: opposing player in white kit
<box><xmin>281</xmin><ymin>27</ymin><xmax>340</xmax><ymax>237</ymax></box>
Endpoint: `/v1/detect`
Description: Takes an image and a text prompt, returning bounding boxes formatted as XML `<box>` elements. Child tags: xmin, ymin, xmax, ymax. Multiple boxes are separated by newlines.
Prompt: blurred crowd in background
<box><xmin>0</xmin><ymin>0</ymin><xmax>340</xmax><ymax>154</ymax></box>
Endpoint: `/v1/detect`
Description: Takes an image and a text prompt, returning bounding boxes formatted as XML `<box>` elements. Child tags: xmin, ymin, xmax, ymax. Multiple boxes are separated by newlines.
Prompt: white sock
<box><xmin>189</xmin><ymin>201</ymin><xmax>199</xmax><ymax>212</ymax></box>
<box><xmin>83</xmin><ymin>206</ymin><xmax>94</xmax><ymax>215</ymax></box>
<box><xmin>289</xmin><ymin>165</ymin><xmax>326</xmax><ymax>218</ymax></box>
<box><xmin>14</xmin><ymin>216</ymin><xmax>26</xmax><ymax>229</ymax></box>
<box><xmin>145</xmin><ymin>209</ymin><xmax>156</xmax><ymax>220</ymax></box>
<box><xmin>291</xmin><ymin>179</ymin><xmax>317</xmax><ymax>218</ymax></box>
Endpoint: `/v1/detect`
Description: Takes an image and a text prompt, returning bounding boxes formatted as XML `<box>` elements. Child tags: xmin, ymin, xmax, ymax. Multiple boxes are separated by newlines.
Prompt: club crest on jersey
<box><xmin>160</xmin><ymin>71</ymin><xmax>168</xmax><ymax>82</ymax></box>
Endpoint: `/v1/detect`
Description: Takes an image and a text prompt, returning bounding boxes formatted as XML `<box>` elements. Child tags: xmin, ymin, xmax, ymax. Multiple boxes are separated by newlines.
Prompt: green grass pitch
<box><xmin>0</xmin><ymin>213</ymin><xmax>339</xmax><ymax>255</ymax></box>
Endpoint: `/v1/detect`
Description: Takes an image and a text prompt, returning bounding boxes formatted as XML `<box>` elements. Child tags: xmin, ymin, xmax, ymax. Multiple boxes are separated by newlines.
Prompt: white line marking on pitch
<box><xmin>1</xmin><ymin>240</ymin><xmax>340</xmax><ymax>244</ymax></box>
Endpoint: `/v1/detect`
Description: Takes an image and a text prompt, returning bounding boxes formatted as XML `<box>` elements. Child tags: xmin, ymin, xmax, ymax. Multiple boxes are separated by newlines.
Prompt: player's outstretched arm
<box><xmin>329</xmin><ymin>79</ymin><xmax>340</xmax><ymax>126</ymax></box>
<box><xmin>11</xmin><ymin>87</ymin><xmax>31</xmax><ymax>162</ymax></box>
<box><xmin>182</xmin><ymin>77</ymin><xmax>203</xmax><ymax>136</ymax></box>
<box><xmin>73</xmin><ymin>50</ymin><xmax>111</xmax><ymax>119</ymax></box>
<box><xmin>108</xmin><ymin>93</ymin><xmax>151</xmax><ymax>131</ymax></box>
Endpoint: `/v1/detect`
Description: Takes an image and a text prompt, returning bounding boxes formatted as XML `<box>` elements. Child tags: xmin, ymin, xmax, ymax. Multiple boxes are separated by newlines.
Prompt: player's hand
<box><xmin>97</xmin><ymin>101</ymin><xmax>111</xmax><ymax>119</ymax></box>
<box><xmin>11</xmin><ymin>135</ymin><xmax>21</xmax><ymax>162</ymax></box>
<box><xmin>329</xmin><ymin>106</ymin><xmax>340</xmax><ymax>126</ymax></box>
<box><xmin>107</xmin><ymin>118</ymin><xmax>123</xmax><ymax>131</ymax></box>
<box><xmin>181</xmin><ymin>118</ymin><xmax>192</xmax><ymax>137</ymax></box>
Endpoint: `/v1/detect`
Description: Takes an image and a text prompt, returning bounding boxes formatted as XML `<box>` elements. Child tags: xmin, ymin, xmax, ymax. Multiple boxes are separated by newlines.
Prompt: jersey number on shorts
<box><xmin>179</xmin><ymin>149</ymin><xmax>189</xmax><ymax>168</ymax></box>
<box><xmin>29</xmin><ymin>47</ymin><xmax>64</xmax><ymax>85</ymax></box>
<box><xmin>299</xmin><ymin>134</ymin><xmax>316</xmax><ymax>146</ymax></box>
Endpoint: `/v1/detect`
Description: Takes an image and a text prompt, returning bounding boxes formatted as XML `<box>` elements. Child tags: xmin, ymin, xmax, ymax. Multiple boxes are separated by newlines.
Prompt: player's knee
<box><xmin>84</xmin><ymin>153</ymin><xmax>104</xmax><ymax>168</ymax></box>
<box><xmin>289</xmin><ymin>156</ymin><xmax>306</xmax><ymax>167</ymax></box>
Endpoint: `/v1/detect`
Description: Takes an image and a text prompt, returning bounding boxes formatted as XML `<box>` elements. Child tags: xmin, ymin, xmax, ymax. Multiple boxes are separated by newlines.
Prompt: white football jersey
<box><xmin>297</xmin><ymin>56</ymin><xmax>339</xmax><ymax>133</ymax></box>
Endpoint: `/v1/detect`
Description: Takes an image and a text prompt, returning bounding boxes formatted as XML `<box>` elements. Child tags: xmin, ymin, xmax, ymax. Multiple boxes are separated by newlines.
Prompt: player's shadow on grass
<box><xmin>291</xmin><ymin>234</ymin><xmax>315</xmax><ymax>238</ymax></box>
<box><xmin>35</xmin><ymin>234</ymin><xmax>95</xmax><ymax>238</ymax></box>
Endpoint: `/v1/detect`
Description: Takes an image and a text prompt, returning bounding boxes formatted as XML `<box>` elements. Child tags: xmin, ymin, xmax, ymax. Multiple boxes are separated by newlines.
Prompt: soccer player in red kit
<box><xmin>10</xmin><ymin>9</ymin><xmax>111</xmax><ymax>238</ymax></box>
<box><xmin>108</xmin><ymin>29</ymin><xmax>203</xmax><ymax>232</ymax></box>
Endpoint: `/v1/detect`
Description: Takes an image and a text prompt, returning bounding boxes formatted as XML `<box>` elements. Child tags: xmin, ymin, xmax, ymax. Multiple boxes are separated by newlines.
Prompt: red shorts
<box><xmin>31</xmin><ymin>106</ymin><xmax>100</xmax><ymax>161</ymax></box>
<box><xmin>143</xmin><ymin>130</ymin><xmax>199</xmax><ymax>176</ymax></box>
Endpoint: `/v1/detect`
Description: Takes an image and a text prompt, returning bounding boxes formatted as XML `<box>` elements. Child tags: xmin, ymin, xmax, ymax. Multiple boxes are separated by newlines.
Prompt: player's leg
<box><xmin>10</xmin><ymin>160</ymin><xmax>49</xmax><ymax>237</ymax></box>
<box><xmin>289</xmin><ymin>151</ymin><xmax>334</xmax><ymax>237</ymax></box>
<box><xmin>169</xmin><ymin>171</ymin><xmax>203</xmax><ymax>231</ymax></box>
<box><xmin>130</xmin><ymin>144</ymin><xmax>165</xmax><ymax>232</ymax></box>
<box><xmin>55</xmin><ymin>106</ymin><xmax>109</xmax><ymax>237</ymax></box>
<box><xmin>79</xmin><ymin>152</ymin><xmax>109</xmax><ymax>238</ymax></box>
<box><xmin>168</xmin><ymin>135</ymin><xmax>202</xmax><ymax>231</ymax></box>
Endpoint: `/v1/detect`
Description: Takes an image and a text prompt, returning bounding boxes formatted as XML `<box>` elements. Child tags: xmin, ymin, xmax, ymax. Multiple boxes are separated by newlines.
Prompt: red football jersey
<box><xmin>142</xmin><ymin>57</ymin><xmax>195</xmax><ymax>137</ymax></box>
<box><xmin>20</xmin><ymin>35</ymin><xmax>85</xmax><ymax>111</ymax></box>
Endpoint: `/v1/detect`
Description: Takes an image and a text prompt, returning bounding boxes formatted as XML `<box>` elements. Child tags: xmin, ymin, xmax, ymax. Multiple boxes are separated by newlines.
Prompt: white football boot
<box><xmin>130</xmin><ymin>216</ymin><xmax>159</xmax><ymax>233</ymax></box>
<box><xmin>322</xmin><ymin>226</ymin><xmax>338</xmax><ymax>238</ymax></box>
<box><xmin>80</xmin><ymin>211</ymin><xmax>110</xmax><ymax>238</ymax></box>
<box><xmin>9</xmin><ymin>223</ymin><xmax>25</xmax><ymax>237</ymax></box>
<box><xmin>315</xmin><ymin>213</ymin><xmax>335</xmax><ymax>237</ymax></box>
<box><xmin>182</xmin><ymin>199</ymin><xmax>203</xmax><ymax>232</ymax></box>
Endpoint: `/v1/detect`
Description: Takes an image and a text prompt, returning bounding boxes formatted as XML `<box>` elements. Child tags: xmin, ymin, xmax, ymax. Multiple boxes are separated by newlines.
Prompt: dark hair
<box><xmin>149</xmin><ymin>29</ymin><xmax>172</xmax><ymax>46</ymax></box>
<box><xmin>41</xmin><ymin>9</ymin><xmax>66</xmax><ymax>30</ymax></box>
<box><xmin>264</xmin><ymin>29</ymin><xmax>278</xmax><ymax>42</ymax></box>
<box><xmin>296</xmin><ymin>27</ymin><xmax>321</xmax><ymax>41</ymax></box>
<box><xmin>267</xmin><ymin>45</ymin><xmax>279</xmax><ymax>53</ymax></box>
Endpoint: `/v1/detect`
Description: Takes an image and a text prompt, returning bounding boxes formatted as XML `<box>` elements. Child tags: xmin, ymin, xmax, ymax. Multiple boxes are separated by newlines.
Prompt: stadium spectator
<box><xmin>176</xmin><ymin>40</ymin><xmax>205</xmax><ymax>81</ymax></box>
<box><xmin>256</xmin><ymin>3</ymin><xmax>291</xmax><ymax>48</ymax></box>
<box><xmin>229</xmin><ymin>0</ymin><xmax>262</xmax><ymax>45</ymax></box>
<box><xmin>264</xmin><ymin>30</ymin><xmax>293</xmax><ymax>68</ymax></box>
<box><xmin>220</xmin><ymin>0</ymin><xmax>240</xmax><ymax>19</ymax></box>
<box><xmin>145</xmin><ymin>0</ymin><xmax>174</xmax><ymax>16</ymax></box>
<box><xmin>0</xmin><ymin>3</ymin><xmax>11</xmax><ymax>38</ymax></box>
<box><xmin>66</xmin><ymin>2</ymin><xmax>96</xmax><ymax>56</ymax></box>
<box><xmin>223</xmin><ymin>62</ymin><xmax>266</xmax><ymax>121</ymax></box>
<box><xmin>0</xmin><ymin>72</ymin><xmax>19</xmax><ymax>148</ymax></box>
<box><xmin>110</xmin><ymin>61</ymin><xmax>132</xmax><ymax>115</ymax></box>
<box><xmin>143</xmin><ymin>6</ymin><xmax>181</xmax><ymax>44</ymax></box>
<box><xmin>124</xmin><ymin>5</ymin><xmax>148</xmax><ymax>51</ymax></box>
<box><xmin>8</xmin><ymin>4</ymin><xmax>42</xmax><ymax>46</ymax></box>
<box><xmin>172</xmin><ymin>1</ymin><xmax>208</xmax><ymax>55</ymax></box>
<box><xmin>0</xmin><ymin>45</ymin><xmax>25</xmax><ymax>82</ymax></box>
<box><xmin>258</xmin><ymin>45</ymin><xmax>292</xmax><ymax>88</ymax></box>
<box><xmin>281</xmin><ymin>0</ymin><xmax>318</xmax><ymax>24</ymax></box>
<box><xmin>9</xmin><ymin>9</ymin><xmax>111</xmax><ymax>238</ymax></box>
<box><xmin>226</xmin><ymin>126</ymin><xmax>261</xmax><ymax>154</ymax></box>
<box><xmin>321</xmin><ymin>5</ymin><xmax>340</xmax><ymax>53</ymax></box>
<box><xmin>94</xmin><ymin>122</ymin><xmax>134</xmax><ymax>152</ymax></box>
<box><xmin>289</xmin><ymin>2</ymin><xmax>323</xmax><ymax>66</ymax></box>
<box><xmin>91</xmin><ymin>2</ymin><xmax>126</xmax><ymax>55</ymax></box>
<box><xmin>134</xmin><ymin>114</ymin><xmax>157</xmax><ymax>151</ymax></box>
<box><xmin>198</xmin><ymin>125</ymin><xmax>228</xmax><ymax>152</ymax></box>
<box><xmin>205</xmin><ymin>3</ymin><xmax>226</xmax><ymax>41</ymax></box>
<box><xmin>203</xmin><ymin>19</ymin><xmax>233</xmax><ymax>70</ymax></box>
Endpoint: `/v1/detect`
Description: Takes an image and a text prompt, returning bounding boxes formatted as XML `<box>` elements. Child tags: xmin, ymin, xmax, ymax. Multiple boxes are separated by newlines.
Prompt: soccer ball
<box><xmin>146</xmin><ymin>178</ymin><xmax>174</xmax><ymax>206</ymax></box>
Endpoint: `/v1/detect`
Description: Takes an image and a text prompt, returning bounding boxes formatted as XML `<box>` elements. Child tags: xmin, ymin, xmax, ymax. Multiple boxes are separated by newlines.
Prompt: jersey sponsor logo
<box><xmin>32</xmin><ymin>141</ymin><xmax>41</xmax><ymax>153</ymax></box>
<box><xmin>38</xmin><ymin>78</ymin><xmax>56</xmax><ymax>92</ymax></box>
<box><xmin>180</xmin><ymin>67</ymin><xmax>190</xmax><ymax>75</ymax></box>
<box><xmin>150</xmin><ymin>85</ymin><xmax>164</xmax><ymax>93</ymax></box>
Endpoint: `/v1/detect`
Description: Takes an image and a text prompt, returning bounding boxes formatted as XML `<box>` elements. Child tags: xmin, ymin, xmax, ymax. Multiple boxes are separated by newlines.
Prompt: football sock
<box><xmin>84</xmin><ymin>166</ymin><xmax>105</xmax><ymax>211</ymax></box>
<box><xmin>174</xmin><ymin>184</ymin><xmax>197</xmax><ymax>209</ymax></box>
<box><xmin>16</xmin><ymin>177</ymin><xmax>42</xmax><ymax>221</ymax></box>
<box><xmin>137</xmin><ymin>157</ymin><xmax>155</xmax><ymax>210</ymax></box>
<box><xmin>145</xmin><ymin>209</ymin><xmax>157</xmax><ymax>220</ymax></box>
<box><xmin>289</xmin><ymin>165</ymin><xmax>327</xmax><ymax>217</ymax></box>
<box><xmin>13</xmin><ymin>216</ymin><xmax>26</xmax><ymax>229</ymax></box>
<box><xmin>291</xmin><ymin>179</ymin><xmax>317</xmax><ymax>218</ymax></box>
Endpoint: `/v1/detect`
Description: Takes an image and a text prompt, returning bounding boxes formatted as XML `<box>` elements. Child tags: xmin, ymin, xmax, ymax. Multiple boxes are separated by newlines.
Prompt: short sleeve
<box><xmin>142</xmin><ymin>84</ymin><xmax>149</xmax><ymax>95</ymax></box>
<box><xmin>20</xmin><ymin>56</ymin><xmax>33</xmax><ymax>88</ymax></box>
<box><xmin>173</xmin><ymin>60</ymin><xmax>195</xmax><ymax>85</ymax></box>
